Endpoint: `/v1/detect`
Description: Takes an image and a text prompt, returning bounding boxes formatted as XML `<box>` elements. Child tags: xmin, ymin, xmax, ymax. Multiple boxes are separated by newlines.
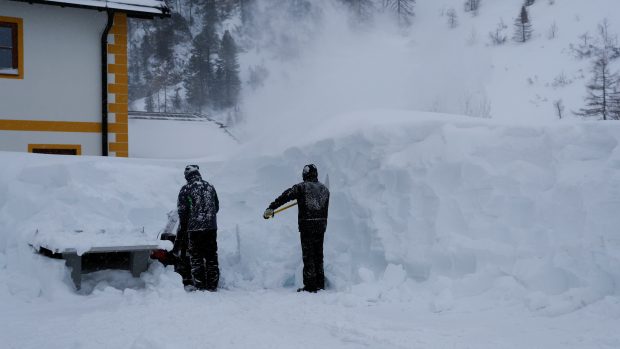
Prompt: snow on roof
<box><xmin>12</xmin><ymin>0</ymin><xmax>170</xmax><ymax>17</ymax></box>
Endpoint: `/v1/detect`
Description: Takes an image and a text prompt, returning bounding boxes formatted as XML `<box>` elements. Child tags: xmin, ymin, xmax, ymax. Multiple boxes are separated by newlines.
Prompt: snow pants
<box><xmin>188</xmin><ymin>230</ymin><xmax>219</xmax><ymax>291</ymax></box>
<box><xmin>299</xmin><ymin>219</ymin><xmax>327</xmax><ymax>291</ymax></box>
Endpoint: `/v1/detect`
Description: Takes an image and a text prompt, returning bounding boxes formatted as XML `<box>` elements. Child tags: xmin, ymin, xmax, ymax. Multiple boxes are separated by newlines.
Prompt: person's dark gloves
<box><xmin>263</xmin><ymin>208</ymin><xmax>274</xmax><ymax>219</ymax></box>
<box><xmin>172</xmin><ymin>227</ymin><xmax>188</xmax><ymax>256</ymax></box>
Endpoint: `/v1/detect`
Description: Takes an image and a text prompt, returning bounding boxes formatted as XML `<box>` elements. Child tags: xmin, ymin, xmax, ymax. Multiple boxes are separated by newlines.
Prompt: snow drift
<box><xmin>1</xmin><ymin>111</ymin><xmax>620</xmax><ymax>316</ymax></box>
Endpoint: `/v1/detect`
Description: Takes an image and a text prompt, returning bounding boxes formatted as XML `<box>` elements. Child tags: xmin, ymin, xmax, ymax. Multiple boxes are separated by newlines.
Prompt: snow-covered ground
<box><xmin>2</xmin><ymin>287</ymin><xmax>619</xmax><ymax>348</ymax></box>
<box><xmin>2</xmin><ymin>110</ymin><xmax>620</xmax><ymax>347</ymax></box>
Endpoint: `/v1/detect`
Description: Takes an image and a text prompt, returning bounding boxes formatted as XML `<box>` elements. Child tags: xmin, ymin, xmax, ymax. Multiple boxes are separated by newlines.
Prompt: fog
<box><xmin>238</xmin><ymin>0</ymin><xmax>492</xmax><ymax>149</ymax></box>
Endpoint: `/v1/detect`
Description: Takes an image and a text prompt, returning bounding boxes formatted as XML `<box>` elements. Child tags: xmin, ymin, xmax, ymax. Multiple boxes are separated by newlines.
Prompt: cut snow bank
<box><xmin>1</xmin><ymin>111</ymin><xmax>620</xmax><ymax>316</ymax></box>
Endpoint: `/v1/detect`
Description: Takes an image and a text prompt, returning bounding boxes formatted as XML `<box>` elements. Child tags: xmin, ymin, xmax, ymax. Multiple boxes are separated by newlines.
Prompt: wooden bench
<box><xmin>40</xmin><ymin>245</ymin><xmax>159</xmax><ymax>290</ymax></box>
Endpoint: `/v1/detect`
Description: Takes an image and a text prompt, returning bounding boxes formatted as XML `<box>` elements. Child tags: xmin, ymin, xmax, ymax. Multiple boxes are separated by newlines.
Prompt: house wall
<box><xmin>0</xmin><ymin>2</ymin><xmax>129</xmax><ymax>156</ymax></box>
<box><xmin>0</xmin><ymin>130</ymin><xmax>100</xmax><ymax>154</ymax></box>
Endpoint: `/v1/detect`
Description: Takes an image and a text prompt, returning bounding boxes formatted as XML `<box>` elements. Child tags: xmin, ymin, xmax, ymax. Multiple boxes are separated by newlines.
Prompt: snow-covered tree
<box><xmin>172</xmin><ymin>88</ymin><xmax>182</xmax><ymax>111</ymax></box>
<box><xmin>570</xmin><ymin>32</ymin><xmax>594</xmax><ymax>59</ymax></box>
<box><xmin>184</xmin><ymin>18</ymin><xmax>219</xmax><ymax>110</ymax></box>
<box><xmin>239</xmin><ymin>0</ymin><xmax>257</xmax><ymax>26</ymax></box>
<box><xmin>513</xmin><ymin>6</ymin><xmax>533</xmax><ymax>43</ymax></box>
<box><xmin>384</xmin><ymin>0</ymin><xmax>415</xmax><ymax>26</ymax></box>
<box><xmin>153</xmin><ymin>19</ymin><xmax>175</xmax><ymax>63</ymax></box>
<box><xmin>489</xmin><ymin>19</ymin><xmax>508</xmax><ymax>45</ymax></box>
<box><xmin>577</xmin><ymin>56</ymin><xmax>620</xmax><ymax>120</ymax></box>
<box><xmin>547</xmin><ymin>21</ymin><xmax>558</xmax><ymax>39</ymax></box>
<box><xmin>289</xmin><ymin>0</ymin><xmax>312</xmax><ymax>18</ymax></box>
<box><xmin>214</xmin><ymin>30</ymin><xmax>241</xmax><ymax>109</ymax></box>
<box><xmin>464</xmin><ymin>0</ymin><xmax>480</xmax><ymax>15</ymax></box>
<box><xmin>145</xmin><ymin>91</ymin><xmax>155</xmax><ymax>112</ymax></box>
<box><xmin>554</xmin><ymin>99</ymin><xmax>564</xmax><ymax>119</ymax></box>
<box><xmin>247</xmin><ymin>65</ymin><xmax>269</xmax><ymax>90</ymax></box>
<box><xmin>341</xmin><ymin>0</ymin><xmax>375</xmax><ymax>22</ymax></box>
<box><xmin>446</xmin><ymin>8</ymin><xmax>458</xmax><ymax>29</ymax></box>
<box><xmin>524</xmin><ymin>0</ymin><xmax>535</xmax><ymax>6</ymax></box>
<box><xmin>595</xmin><ymin>19</ymin><xmax>620</xmax><ymax>61</ymax></box>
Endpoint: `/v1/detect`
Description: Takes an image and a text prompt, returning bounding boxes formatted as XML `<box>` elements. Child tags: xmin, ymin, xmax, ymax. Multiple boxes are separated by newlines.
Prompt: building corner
<box><xmin>107</xmin><ymin>12</ymin><xmax>129</xmax><ymax>157</ymax></box>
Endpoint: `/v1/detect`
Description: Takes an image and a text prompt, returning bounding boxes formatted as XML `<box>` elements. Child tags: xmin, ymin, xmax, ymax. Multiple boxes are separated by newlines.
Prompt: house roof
<box><xmin>10</xmin><ymin>0</ymin><xmax>170</xmax><ymax>18</ymax></box>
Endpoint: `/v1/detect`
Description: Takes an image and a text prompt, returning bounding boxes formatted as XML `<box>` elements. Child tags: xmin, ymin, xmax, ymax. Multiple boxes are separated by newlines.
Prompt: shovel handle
<box><xmin>272</xmin><ymin>201</ymin><xmax>298</xmax><ymax>217</ymax></box>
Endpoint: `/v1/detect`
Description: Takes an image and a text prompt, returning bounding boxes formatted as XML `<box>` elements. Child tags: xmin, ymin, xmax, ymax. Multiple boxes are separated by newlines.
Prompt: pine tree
<box><xmin>289</xmin><ymin>0</ymin><xmax>312</xmax><ymax>18</ymax></box>
<box><xmin>139</xmin><ymin>29</ymin><xmax>154</xmax><ymax>69</ymax></box>
<box><xmin>239</xmin><ymin>0</ymin><xmax>256</xmax><ymax>26</ymax></box>
<box><xmin>446</xmin><ymin>8</ymin><xmax>458</xmax><ymax>29</ymax></box>
<box><xmin>464</xmin><ymin>0</ymin><xmax>480</xmax><ymax>14</ymax></box>
<box><xmin>342</xmin><ymin>0</ymin><xmax>374</xmax><ymax>22</ymax></box>
<box><xmin>595</xmin><ymin>19</ymin><xmax>620</xmax><ymax>61</ymax></box>
<box><xmin>184</xmin><ymin>26</ymin><xmax>219</xmax><ymax>110</ymax></box>
<box><xmin>554</xmin><ymin>99</ymin><xmax>564</xmax><ymax>119</ymax></box>
<box><xmin>172</xmin><ymin>88</ymin><xmax>182</xmax><ymax>111</ymax></box>
<box><xmin>385</xmin><ymin>0</ymin><xmax>415</xmax><ymax>26</ymax></box>
<box><xmin>513</xmin><ymin>6</ymin><xmax>533</xmax><ymax>43</ymax></box>
<box><xmin>128</xmin><ymin>39</ymin><xmax>143</xmax><ymax>103</ymax></box>
<box><xmin>184</xmin><ymin>52</ymin><xmax>207</xmax><ymax>109</ymax></box>
<box><xmin>524</xmin><ymin>0</ymin><xmax>535</xmax><ymax>6</ymax></box>
<box><xmin>577</xmin><ymin>55</ymin><xmax>620</xmax><ymax>120</ymax></box>
<box><xmin>200</xmin><ymin>0</ymin><xmax>220</xmax><ymax>27</ymax></box>
<box><xmin>145</xmin><ymin>90</ymin><xmax>155</xmax><ymax>112</ymax></box>
<box><xmin>153</xmin><ymin>18</ymin><xmax>175</xmax><ymax>63</ymax></box>
<box><xmin>613</xmin><ymin>84</ymin><xmax>620</xmax><ymax>120</ymax></box>
<box><xmin>214</xmin><ymin>30</ymin><xmax>241</xmax><ymax>109</ymax></box>
<box><xmin>570</xmin><ymin>32</ymin><xmax>594</xmax><ymax>59</ymax></box>
<box><xmin>489</xmin><ymin>19</ymin><xmax>508</xmax><ymax>45</ymax></box>
<box><xmin>217</xmin><ymin>0</ymin><xmax>237</xmax><ymax>20</ymax></box>
<box><xmin>247</xmin><ymin>65</ymin><xmax>268</xmax><ymax>90</ymax></box>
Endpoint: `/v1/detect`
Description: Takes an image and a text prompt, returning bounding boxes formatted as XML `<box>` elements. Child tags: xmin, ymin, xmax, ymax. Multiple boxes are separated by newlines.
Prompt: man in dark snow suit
<box><xmin>177</xmin><ymin>165</ymin><xmax>220</xmax><ymax>291</ymax></box>
<box><xmin>264</xmin><ymin>164</ymin><xmax>330</xmax><ymax>293</ymax></box>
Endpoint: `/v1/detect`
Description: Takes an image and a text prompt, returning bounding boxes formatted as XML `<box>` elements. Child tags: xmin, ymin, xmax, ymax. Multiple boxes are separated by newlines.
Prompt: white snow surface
<box><xmin>128</xmin><ymin>119</ymin><xmax>238</xmax><ymax>159</ymax></box>
<box><xmin>1</xmin><ymin>110</ymin><xmax>620</xmax><ymax>347</ymax></box>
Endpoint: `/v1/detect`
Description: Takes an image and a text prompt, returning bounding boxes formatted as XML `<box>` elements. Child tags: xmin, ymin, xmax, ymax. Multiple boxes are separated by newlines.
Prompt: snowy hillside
<box><xmin>130</xmin><ymin>0</ymin><xmax>620</xmax><ymax>126</ymax></box>
<box><xmin>2</xmin><ymin>111</ymin><xmax>620</xmax><ymax>347</ymax></box>
<box><xmin>239</xmin><ymin>0</ymin><xmax>620</xmax><ymax>131</ymax></box>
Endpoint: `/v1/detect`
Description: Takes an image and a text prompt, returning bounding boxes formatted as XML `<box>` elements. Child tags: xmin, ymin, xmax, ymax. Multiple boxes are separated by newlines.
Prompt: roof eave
<box><xmin>10</xmin><ymin>0</ymin><xmax>171</xmax><ymax>19</ymax></box>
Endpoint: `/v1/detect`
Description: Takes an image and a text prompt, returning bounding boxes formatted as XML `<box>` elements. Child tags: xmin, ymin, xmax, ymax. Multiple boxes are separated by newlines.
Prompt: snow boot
<box><xmin>297</xmin><ymin>287</ymin><xmax>318</xmax><ymax>293</ymax></box>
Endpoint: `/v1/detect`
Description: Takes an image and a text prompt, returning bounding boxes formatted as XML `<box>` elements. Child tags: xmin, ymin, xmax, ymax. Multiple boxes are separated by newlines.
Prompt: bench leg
<box><xmin>62</xmin><ymin>253</ymin><xmax>82</xmax><ymax>290</ymax></box>
<box><xmin>130</xmin><ymin>250</ymin><xmax>150</xmax><ymax>277</ymax></box>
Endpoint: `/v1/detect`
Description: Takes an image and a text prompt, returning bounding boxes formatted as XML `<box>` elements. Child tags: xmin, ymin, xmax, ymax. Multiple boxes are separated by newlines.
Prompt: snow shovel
<box><xmin>271</xmin><ymin>201</ymin><xmax>298</xmax><ymax>217</ymax></box>
<box><xmin>267</xmin><ymin>173</ymin><xmax>330</xmax><ymax>219</ymax></box>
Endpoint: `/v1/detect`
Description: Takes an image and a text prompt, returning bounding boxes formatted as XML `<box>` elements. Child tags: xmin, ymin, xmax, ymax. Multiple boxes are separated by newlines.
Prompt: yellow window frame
<box><xmin>0</xmin><ymin>16</ymin><xmax>24</xmax><ymax>80</ymax></box>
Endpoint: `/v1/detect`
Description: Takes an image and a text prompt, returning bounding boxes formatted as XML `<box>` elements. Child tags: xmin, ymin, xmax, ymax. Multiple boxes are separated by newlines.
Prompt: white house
<box><xmin>0</xmin><ymin>0</ymin><xmax>169</xmax><ymax>156</ymax></box>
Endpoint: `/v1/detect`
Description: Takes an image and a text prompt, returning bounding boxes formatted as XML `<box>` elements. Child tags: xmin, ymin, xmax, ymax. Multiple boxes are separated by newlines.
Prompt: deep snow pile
<box><xmin>1</xmin><ymin>111</ymin><xmax>619</xmax><ymax>318</ymax></box>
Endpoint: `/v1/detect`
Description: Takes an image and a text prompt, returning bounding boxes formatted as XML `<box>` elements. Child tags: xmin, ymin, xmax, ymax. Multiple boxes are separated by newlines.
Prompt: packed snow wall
<box><xmin>1</xmin><ymin>112</ymin><xmax>619</xmax><ymax>314</ymax></box>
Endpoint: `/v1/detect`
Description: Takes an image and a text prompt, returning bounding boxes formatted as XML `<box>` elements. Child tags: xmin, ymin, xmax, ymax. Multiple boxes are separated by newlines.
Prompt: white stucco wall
<box><xmin>0</xmin><ymin>1</ymin><xmax>107</xmax><ymax>122</ymax></box>
<box><xmin>0</xmin><ymin>130</ymin><xmax>101</xmax><ymax>154</ymax></box>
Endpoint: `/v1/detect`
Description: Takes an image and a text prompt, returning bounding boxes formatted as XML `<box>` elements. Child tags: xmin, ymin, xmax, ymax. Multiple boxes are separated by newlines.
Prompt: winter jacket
<box><xmin>268</xmin><ymin>177</ymin><xmax>330</xmax><ymax>228</ymax></box>
<box><xmin>177</xmin><ymin>173</ymin><xmax>219</xmax><ymax>232</ymax></box>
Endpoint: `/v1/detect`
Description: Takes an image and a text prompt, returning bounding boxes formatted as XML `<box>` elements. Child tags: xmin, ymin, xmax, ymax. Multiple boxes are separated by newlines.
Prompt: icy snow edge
<box><xmin>39</xmin><ymin>0</ymin><xmax>169</xmax><ymax>15</ymax></box>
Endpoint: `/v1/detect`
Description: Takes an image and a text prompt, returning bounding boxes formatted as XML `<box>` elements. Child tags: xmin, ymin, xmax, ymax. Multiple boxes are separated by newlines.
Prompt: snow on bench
<box><xmin>32</xmin><ymin>229</ymin><xmax>171</xmax><ymax>290</ymax></box>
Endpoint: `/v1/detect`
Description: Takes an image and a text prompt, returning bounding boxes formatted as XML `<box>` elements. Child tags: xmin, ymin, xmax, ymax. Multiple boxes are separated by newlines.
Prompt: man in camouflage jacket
<box><xmin>177</xmin><ymin>165</ymin><xmax>220</xmax><ymax>291</ymax></box>
<box><xmin>264</xmin><ymin>164</ymin><xmax>330</xmax><ymax>292</ymax></box>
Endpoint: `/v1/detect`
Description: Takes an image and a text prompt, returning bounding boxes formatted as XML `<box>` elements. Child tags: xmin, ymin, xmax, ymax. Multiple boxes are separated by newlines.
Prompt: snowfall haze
<box><xmin>2</xmin><ymin>0</ymin><xmax>620</xmax><ymax>348</ymax></box>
